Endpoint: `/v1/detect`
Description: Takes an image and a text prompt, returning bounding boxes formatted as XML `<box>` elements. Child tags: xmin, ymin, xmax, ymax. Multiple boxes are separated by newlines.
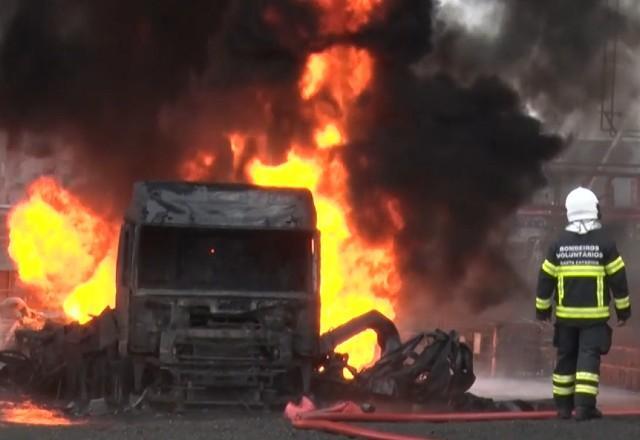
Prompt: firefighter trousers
<box><xmin>552</xmin><ymin>323</ymin><xmax>612</xmax><ymax>410</ymax></box>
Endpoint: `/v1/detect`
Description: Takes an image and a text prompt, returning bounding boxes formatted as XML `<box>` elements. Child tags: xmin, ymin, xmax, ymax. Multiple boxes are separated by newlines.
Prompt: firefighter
<box><xmin>536</xmin><ymin>187</ymin><xmax>631</xmax><ymax>421</ymax></box>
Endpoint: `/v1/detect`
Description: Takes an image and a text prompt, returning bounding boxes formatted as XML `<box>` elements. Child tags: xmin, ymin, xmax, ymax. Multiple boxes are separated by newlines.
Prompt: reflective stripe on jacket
<box><xmin>536</xmin><ymin>228</ymin><xmax>631</xmax><ymax>325</ymax></box>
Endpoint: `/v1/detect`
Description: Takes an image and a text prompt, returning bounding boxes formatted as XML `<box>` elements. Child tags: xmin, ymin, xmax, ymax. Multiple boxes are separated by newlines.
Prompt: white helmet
<box><xmin>565</xmin><ymin>187</ymin><xmax>599</xmax><ymax>222</ymax></box>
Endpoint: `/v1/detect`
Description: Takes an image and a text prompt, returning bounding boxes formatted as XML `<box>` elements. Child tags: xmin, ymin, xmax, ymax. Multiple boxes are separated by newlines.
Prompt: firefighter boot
<box><xmin>574</xmin><ymin>406</ymin><xmax>602</xmax><ymax>421</ymax></box>
<box><xmin>555</xmin><ymin>396</ymin><xmax>574</xmax><ymax>420</ymax></box>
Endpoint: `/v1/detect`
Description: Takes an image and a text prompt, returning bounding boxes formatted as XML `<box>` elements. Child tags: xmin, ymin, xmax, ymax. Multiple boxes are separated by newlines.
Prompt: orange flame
<box><xmin>7</xmin><ymin>177</ymin><xmax>116</xmax><ymax>323</ymax></box>
<box><xmin>180</xmin><ymin>151</ymin><xmax>216</xmax><ymax>182</ymax></box>
<box><xmin>0</xmin><ymin>401</ymin><xmax>76</xmax><ymax>426</ymax></box>
<box><xmin>248</xmin><ymin>151</ymin><xmax>397</xmax><ymax>369</ymax></box>
<box><xmin>301</xmin><ymin>53</ymin><xmax>329</xmax><ymax>100</ymax></box>
<box><xmin>246</xmin><ymin>18</ymin><xmax>398</xmax><ymax>368</ymax></box>
<box><xmin>228</xmin><ymin>132</ymin><xmax>248</xmax><ymax>170</ymax></box>
<box><xmin>314</xmin><ymin>0</ymin><xmax>383</xmax><ymax>33</ymax></box>
<box><xmin>6</xmin><ymin>0</ymin><xmax>397</xmax><ymax>371</ymax></box>
<box><xmin>315</xmin><ymin>123</ymin><xmax>344</xmax><ymax>149</ymax></box>
<box><xmin>299</xmin><ymin>45</ymin><xmax>372</xmax><ymax>157</ymax></box>
<box><xmin>300</xmin><ymin>46</ymin><xmax>373</xmax><ymax>108</ymax></box>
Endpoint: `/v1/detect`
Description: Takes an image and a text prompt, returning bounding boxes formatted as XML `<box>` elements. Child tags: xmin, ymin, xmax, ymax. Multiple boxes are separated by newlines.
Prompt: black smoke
<box><xmin>344</xmin><ymin>71</ymin><xmax>561</xmax><ymax>311</ymax></box>
<box><xmin>431</xmin><ymin>0</ymin><xmax>640</xmax><ymax>125</ymax></box>
<box><xmin>0</xmin><ymin>0</ymin><xmax>583</xmax><ymax>312</ymax></box>
<box><xmin>0</xmin><ymin>0</ymin><xmax>319</xmax><ymax>207</ymax></box>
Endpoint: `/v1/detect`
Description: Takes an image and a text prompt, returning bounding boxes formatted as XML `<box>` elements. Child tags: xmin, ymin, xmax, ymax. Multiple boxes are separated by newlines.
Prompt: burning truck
<box><xmin>3</xmin><ymin>181</ymin><xmax>321</xmax><ymax>407</ymax></box>
<box><xmin>1</xmin><ymin>180</ymin><xmax>476</xmax><ymax>411</ymax></box>
<box><xmin>114</xmin><ymin>181</ymin><xmax>321</xmax><ymax>405</ymax></box>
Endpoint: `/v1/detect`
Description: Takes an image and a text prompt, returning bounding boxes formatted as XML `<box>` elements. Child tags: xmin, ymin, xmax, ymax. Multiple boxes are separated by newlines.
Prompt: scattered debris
<box><xmin>0</xmin><ymin>296</ymin><xmax>556</xmax><ymax>418</ymax></box>
<box><xmin>2</xmin><ymin>307</ymin><xmax>118</xmax><ymax>406</ymax></box>
<box><xmin>315</xmin><ymin>311</ymin><xmax>476</xmax><ymax>408</ymax></box>
<box><xmin>0</xmin><ymin>297</ymin><xmax>46</xmax><ymax>351</ymax></box>
<box><xmin>0</xmin><ymin>307</ymin><xmax>483</xmax><ymax>413</ymax></box>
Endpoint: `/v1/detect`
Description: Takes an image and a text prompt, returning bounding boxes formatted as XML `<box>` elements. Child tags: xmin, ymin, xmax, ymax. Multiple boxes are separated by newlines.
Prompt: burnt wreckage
<box><xmin>0</xmin><ymin>182</ymin><xmax>476</xmax><ymax>409</ymax></box>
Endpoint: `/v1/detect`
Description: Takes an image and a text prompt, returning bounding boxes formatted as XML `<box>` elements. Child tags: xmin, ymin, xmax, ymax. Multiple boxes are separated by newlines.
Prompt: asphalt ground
<box><xmin>1</xmin><ymin>377</ymin><xmax>640</xmax><ymax>440</ymax></box>
<box><xmin>1</xmin><ymin>411</ymin><xmax>640</xmax><ymax>440</ymax></box>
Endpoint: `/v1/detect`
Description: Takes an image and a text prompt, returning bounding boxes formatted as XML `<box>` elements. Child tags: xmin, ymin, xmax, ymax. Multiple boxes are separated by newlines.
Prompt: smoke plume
<box><xmin>431</xmin><ymin>0</ymin><xmax>640</xmax><ymax>127</ymax></box>
<box><xmin>4</xmin><ymin>0</ymin><xmax>621</xmax><ymax>312</ymax></box>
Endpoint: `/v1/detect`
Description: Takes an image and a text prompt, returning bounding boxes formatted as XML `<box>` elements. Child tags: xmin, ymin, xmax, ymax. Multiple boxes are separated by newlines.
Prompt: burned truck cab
<box><xmin>115</xmin><ymin>182</ymin><xmax>320</xmax><ymax>405</ymax></box>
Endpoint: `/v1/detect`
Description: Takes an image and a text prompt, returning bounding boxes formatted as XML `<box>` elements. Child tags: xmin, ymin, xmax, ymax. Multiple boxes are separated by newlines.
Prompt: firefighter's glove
<box><xmin>617</xmin><ymin>319</ymin><xmax>627</xmax><ymax>328</ymax></box>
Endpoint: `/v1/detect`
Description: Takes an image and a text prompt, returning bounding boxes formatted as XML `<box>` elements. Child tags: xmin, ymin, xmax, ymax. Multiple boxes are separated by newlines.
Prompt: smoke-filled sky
<box><xmin>433</xmin><ymin>0</ymin><xmax>640</xmax><ymax>129</ymax></box>
<box><xmin>0</xmin><ymin>0</ymin><xmax>637</xmax><ymax>312</ymax></box>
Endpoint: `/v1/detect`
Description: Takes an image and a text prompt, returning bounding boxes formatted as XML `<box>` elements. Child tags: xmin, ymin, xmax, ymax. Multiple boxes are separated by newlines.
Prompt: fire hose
<box><xmin>291</xmin><ymin>419</ymin><xmax>431</xmax><ymax>440</ymax></box>
<box><xmin>286</xmin><ymin>398</ymin><xmax>435</xmax><ymax>440</ymax></box>
<box><xmin>285</xmin><ymin>397</ymin><xmax>640</xmax><ymax>440</ymax></box>
<box><xmin>299</xmin><ymin>408</ymin><xmax>640</xmax><ymax>423</ymax></box>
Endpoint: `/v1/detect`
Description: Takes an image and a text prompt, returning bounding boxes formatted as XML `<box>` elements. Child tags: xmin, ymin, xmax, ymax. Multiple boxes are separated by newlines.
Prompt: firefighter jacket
<box><xmin>536</xmin><ymin>228</ymin><xmax>631</xmax><ymax>325</ymax></box>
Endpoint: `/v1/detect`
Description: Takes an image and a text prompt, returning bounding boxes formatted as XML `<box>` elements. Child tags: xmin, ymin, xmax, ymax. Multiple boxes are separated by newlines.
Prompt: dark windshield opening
<box><xmin>137</xmin><ymin>226</ymin><xmax>311</xmax><ymax>291</ymax></box>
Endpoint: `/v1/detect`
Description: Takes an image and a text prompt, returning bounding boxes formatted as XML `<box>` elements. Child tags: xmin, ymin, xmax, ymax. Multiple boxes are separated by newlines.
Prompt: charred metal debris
<box><xmin>0</xmin><ymin>308</ymin><xmax>484</xmax><ymax>412</ymax></box>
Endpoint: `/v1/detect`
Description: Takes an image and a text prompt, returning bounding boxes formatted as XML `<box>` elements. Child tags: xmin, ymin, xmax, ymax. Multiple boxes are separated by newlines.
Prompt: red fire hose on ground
<box><xmin>286</xmin><ymin>398</ymin><xmax>435</xmax><ymax>440</ymax></box>
<box><xmin>284</xmin><ymin>397</ymin><xmax>640</xmax><ymax>440</ymax></box>
<box><xmin>291</xmin><ymin>419</ymin><xmax>432</xmax><ymax>440</ymax></box>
